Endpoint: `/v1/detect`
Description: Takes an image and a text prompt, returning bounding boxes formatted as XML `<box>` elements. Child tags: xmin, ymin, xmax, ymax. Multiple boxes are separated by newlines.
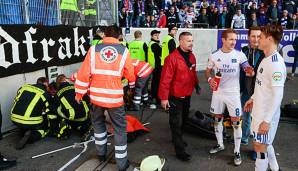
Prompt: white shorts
<box><xmin>251</xmin><ymin>111</ymin><xmax>280</xmax><ymax>145</ymax></box>
<box><xmin>210</xmin><ymin>92</ymin><xmax>242</xmax><ymax>117</ymax></box>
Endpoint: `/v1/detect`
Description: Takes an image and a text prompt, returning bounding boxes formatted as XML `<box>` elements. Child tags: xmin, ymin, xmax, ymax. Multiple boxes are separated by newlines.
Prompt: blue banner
<box><xmin>217</xmin><ymin>29</ymin><xmax>298</xmax><ymax>67</ymax></box>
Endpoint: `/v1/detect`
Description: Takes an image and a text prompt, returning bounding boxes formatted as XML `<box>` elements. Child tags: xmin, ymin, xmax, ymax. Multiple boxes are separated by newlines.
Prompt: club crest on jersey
<box><xmin>100</xmin><ymin>46</ymin><xmax>118</xmax><ymax>63</ymax></box>
<box><xmin>259</xmin><ymin>68</ymin><xmax>263</xmax><ymax>73</ymax></box>
<box><xmin>232</xmin><ymin>59</ymin><xmax>237</xmax><ymax>63</ymax></box>
<box><xmin>272</xmin><ymin>72</ymin><xmax>282</xmax><ymax>81</ymax></box>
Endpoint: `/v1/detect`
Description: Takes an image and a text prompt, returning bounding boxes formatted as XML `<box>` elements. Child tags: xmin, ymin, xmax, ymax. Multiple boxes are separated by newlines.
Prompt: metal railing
<box><xmin>0</xmin><ymin>0</ymin><xmax>117</xmax><ymax>26</ymax></box>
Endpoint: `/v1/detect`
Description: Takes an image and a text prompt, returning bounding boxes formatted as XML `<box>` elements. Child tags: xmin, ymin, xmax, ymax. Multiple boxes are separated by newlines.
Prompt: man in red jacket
<box><xmin>158</xmin><ymin>32</ymin><xmax>199</xmax><ymax>161</ymax></box>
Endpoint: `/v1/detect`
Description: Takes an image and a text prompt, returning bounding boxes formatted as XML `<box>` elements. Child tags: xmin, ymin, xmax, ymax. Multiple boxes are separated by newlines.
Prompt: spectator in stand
<box><xmin>247</xmin><ymin>12</ymin><xmax>259</xmax><ymax>27</ymax></box>
<box><xmin>134</xmin><ymin>0</ymin><xmax>145</xmax><ymax>27</ymax></box>
<box><xmin>246</xmin><ymin>2</ymin><xmax>258</xmax><ymax>23</ymax></box>
<box><xmin>290</xmin><ymin>13</ymin><xmax>298</xmax><ymax>29</ymax></box>
<box><xmin>258</xmin><ymin>8</ymin><xmax>267</xmax><ymax>26</ymax></box>
<box><xmin>176</xmin><ymin>0</ymin><xmax>184</xmax><ymax>10</ymax></box>
<box><xmin>166</xmin><ymin>6</ymin><xmax>179</xmax><ymax>27</ymax></box>
<box><xmin>200</xmin><ymin>0</ymin><xmax>210</xmax><ymax>9</ymax></box>
<box><xmin>231</xmin><ymin>9</ymin><xmax>246</xmax><ymax>29</ymax></box>
<box><xmin>258</xmin><ymin>2</ymin><xmax>267</xmax><ymax>13</ymax></box>
<box><xmin>207</xmin><ymin>2</ymin><xmax>216</xmax><ymax>15</ymax></box>
<box><xmin>124</xmin><ymin>0</ymin><xmax>134</xmax><ymax>27</ymax></box>
<box><xmin>197</xmin><ymin>8</ymin><xmax>209</xmax><ymax>28</ymax></box>
<box><xmin>144</xmin><ymin>15</ymin><xmax>151</xmax><ymax>27</ymax></box>
<box><xmin>217</xmin><ymin>0</ymin><xmax>227</xmax><ymax>14</ymax></box>
<box><xmin>151</xmin><ymin>15</ymin><xmax>157</xmax><ymax>27</ymax></box>
<box><xmin>209</xmin><ymin>7</ymin><xmax>219</xmax><ymax>28</ymax></box>
<box><xmin>157</xmin><ymin>9</ymin><xmax>167</xmax><ymax>28</ymax></box>
<box><xmin>178</xmin><ymin>5</ymin><xmax>188</xmax><ymax>28</ymax></box>
<box><xmin>280</xmin><ymin>10</ymin><xmax>291</xmax><ymax>29</ymax></box>
<box><xmin>227</xmin><ymin>0</ymin><xmax>240</xmax><ymax>28</ymax></box>
<box><xmin>185</xmin><ymin>6</ymin><xmax>196</xmax><ymax>28</ymax></box>
<box><xmin>145</xmin><ymin>0</ymin><xmax>157</xmax><ymax>16</ymax></box>
<box><xmin>164</xmin><ymin>0</ymin><xmax>172</xmax><ymax>10</ymax></box>
<box><xmin>267</xmin><ymin>0</ymin><xmax>280</xmax><ymax>24</ymax></box>
<box><xmin>119</xmin><ymin>7</ymin><xmax>127</xmax><ymax>27</ymax></box>
<box><xmin>219</xmin><ymin>6</ymin><xmax>228</xmax><ymax>28</ymax></box>
<box><xmin>283</xmin><ymin>0</ymin><xmax>296</xmax><ymax>17</ymax></box>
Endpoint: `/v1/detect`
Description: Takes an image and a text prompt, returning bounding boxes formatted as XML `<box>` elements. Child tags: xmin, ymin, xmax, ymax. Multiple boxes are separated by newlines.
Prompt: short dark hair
<box><xmin>221</xmin><ymin>29</ymin><xmax>238</xmax><ymax>39</ymax></box>
<box><xmin>260</xmin><ymin>25</ymin><xmax>283</xmax><ymax>44</ymax></box>
<box><xmin>104</xmin><ymin>25</ymin><xmax>122</xmax><ymax>38</ymax></box>
<box><xmin>56</xmin><ymin>74</ymin><xmax>67</xmax><ymax>88</ymax></box>
<box><xmin>179</xmin><ymin>32</ymin><xmax>192</xmax><ymax>40</ymax></box>
<box><xmin>36</xmin><ymin>77</ymin><xmax>48</xmax><ymax>84</ymax></box>
<box><xmin>248</xmin><ymin>26</ymin><xmax>261</xmax><ymax>36</ymax></box>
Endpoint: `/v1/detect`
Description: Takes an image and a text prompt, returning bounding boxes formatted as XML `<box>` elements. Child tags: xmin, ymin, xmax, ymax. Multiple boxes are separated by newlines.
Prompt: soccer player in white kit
<box><xmin>205</xmin><ymin>29</ymin><xmax>254</xmax><ymax>166</ymax></box>
<box><xmin>244</xmin><ymin>25</ymin><xmax>286</xmax><ymax>171</ymax></box>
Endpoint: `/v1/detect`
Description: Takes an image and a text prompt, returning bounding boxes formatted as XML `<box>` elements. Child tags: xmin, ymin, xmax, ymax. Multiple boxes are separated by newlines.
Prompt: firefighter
<box><xmin>54</xmin><ymin>74</ymin><xmax>91</xmax><ymax>140</ymax></box>
<box><xmin>74</xmin><ymin>25</ymin><xmax>135</xmax><ymax>171</ymax></box>
<box><xmin>131</xmin><ymin>59</ymin><xmax>154</xmax><ymax>111</ymax></box>
<box><xmin>10</xmin><ymin>77</ymin><xmax>56</xmax><ymax>150</ymax></box>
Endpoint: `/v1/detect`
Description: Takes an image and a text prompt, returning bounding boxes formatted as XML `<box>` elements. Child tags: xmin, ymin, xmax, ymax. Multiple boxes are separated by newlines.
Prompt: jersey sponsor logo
<box><xmin>259</xmin><ymin>68</ymin><xmax>263</xmax><ymax>73</ymax></box>
<box><xmin>256</xmin><ymin>77</ymin><xmax>262</xmax><ymax>86</ymax></box>
<box><xmin>272</xmin><ymin>72</ymin><xmax>282</xmax><ymax>81</ymax></box>
<box><xmin>272</xmin><ymin>54</ymin><xmax>278</xmax><ymax>62</ymax></box>
<box><xmin>253</xmin><ymin>131</ymin><xmax>269</xmax><ymax>144</ymax></box>
<box><xmin>232</xmin><ymin>59</ymin><xmax>237</xmax><ymax>63</ymax></box>
<box><xmin>100</xmin><ymin>46</ymin><xmax>118</xmax><ymax>63</ymax></box>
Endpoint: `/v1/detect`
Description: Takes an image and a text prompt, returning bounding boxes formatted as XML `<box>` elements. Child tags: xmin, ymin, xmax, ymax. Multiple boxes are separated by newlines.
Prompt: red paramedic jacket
<box><xmin>158</xmin><ymin>48</ymin><xmax>199</xmax><ymax>100</ymax></box>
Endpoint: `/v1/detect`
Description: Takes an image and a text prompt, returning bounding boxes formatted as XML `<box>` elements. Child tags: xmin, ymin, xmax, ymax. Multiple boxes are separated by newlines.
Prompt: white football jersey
<box><xmin>207</xmin><ymin>49</ymin><xmax>248</xmax><ymax>93</ymax></box>
<box><xmin>251</xmin><ymin>51</ymin><xmax>286</xmax><ymax>122</ymax></box>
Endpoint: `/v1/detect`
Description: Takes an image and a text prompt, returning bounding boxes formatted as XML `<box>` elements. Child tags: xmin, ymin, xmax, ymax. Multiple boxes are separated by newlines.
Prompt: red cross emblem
<box><xmin>100</xmin><ymin>46</ymin><xmax>118</xmax><ymax>63</ymax></box>
<box><xmin>105</xmin><ymin>50</ymin><xmax>114</xmax><ymax>59</ymax></box>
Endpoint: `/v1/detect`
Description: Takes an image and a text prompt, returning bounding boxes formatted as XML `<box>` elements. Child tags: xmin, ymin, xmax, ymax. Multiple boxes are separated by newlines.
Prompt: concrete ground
<box><xmin>0</xmin><ymin>73</ymin><xmax>298</xmax><ymax>171</ymax></box>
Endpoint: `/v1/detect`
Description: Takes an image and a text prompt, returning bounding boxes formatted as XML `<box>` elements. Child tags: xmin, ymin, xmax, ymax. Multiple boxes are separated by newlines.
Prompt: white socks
<box><xmin>233</xmin><ymin>125</ymin><xmax>242</xmax><ymax>153</ymax></box>
<box><xmin>267</xmin><ymin>145</ymin><xmax>279</xmax><ymax>171</ymax></box>
<box><xmin>214</xmin><ymin>120</ymin><xmax>224</xmax><ymax>147</ymax></box>
<box><xmin>255</xmin><ymin>157</ymin><xmax>268</xmax><ymax>171</ymax></box>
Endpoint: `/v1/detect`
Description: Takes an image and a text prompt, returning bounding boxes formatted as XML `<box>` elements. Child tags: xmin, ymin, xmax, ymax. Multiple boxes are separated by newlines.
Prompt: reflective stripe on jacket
<box><xmin>75</xmin><ymin>37</ymin><xmax>135</xmax><ymax>108</ymax></box>
<box><xmin>11</xmin><ymin>84</ymin><xmax>49</xmax><ymax>125</ymax></box>
<box><xmin>132</xmin><ymin>59</ymin><xmax>153</xmax><ymax>78</ymax></box>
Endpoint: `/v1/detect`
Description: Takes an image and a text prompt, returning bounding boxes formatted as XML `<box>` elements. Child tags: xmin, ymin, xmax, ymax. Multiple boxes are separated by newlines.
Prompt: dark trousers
<box><xmin>169</xmin><ymin>96</ymin><xmax>191</xmax><ymax>154</ymax></box>
<box><xmin>292</xmin><ymin>51</ymin><xmax>298</xmax><ymax>74</ymax></box>
<box><xmin>133</xmin><ymin>75</ymin><xmax>150</xmax><ymax>106</ymax></box>
<box><xmin>90</xmin><ymin>105</ymin><xmax>128</xmax><ymax>170</ymax></box>
<box><xmin>151</xmin><ymin>68</ymin><xmax>162</xmax><ymax>103</ymax></box>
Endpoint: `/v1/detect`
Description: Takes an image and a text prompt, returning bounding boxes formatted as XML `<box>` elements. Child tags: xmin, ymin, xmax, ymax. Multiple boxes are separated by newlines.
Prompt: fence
<box><xmin>0</xmin><ymin>0</ymin><xmax>116</xmax><ymax>26</ymax></box>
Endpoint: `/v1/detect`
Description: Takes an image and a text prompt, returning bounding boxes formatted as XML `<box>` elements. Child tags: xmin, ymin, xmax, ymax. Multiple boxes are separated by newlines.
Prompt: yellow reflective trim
<box><xmin>24</xmin><ymin>94</ymin><xmax>41</xmax><ymax>118</ymax></box>
<box><xmin>47</xmin><ymin>114</ymin><xmax>57</xmax><ymax>119</ymax></box>
<box><xmin>37</xmin><ymin>130</ymin><xmax>49</xmax><ymax>138</ymax></box>
<box><xmin>57</xmin><ymin>86</ymin><xmax>75</xmax><ymax>97</ymax></box>
<box><xmin>57</xmin><ymin>106</ymin><xmax>68</xmax><ymax>119</ymax></box>
<box><xmin>11</xmin><ymin>114</ymin><xmax>43</xmax><ymax>125</ymax></box>
<box><xmin>61</xmin><ymin>96</ymin><xmax>75</xmax><ymax>120</ymax></box>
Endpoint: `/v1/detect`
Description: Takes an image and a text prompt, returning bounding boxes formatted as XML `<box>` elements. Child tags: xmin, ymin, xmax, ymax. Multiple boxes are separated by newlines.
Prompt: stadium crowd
<box><xmin>118</xmin><ymin>0</ymin><xmax>298</xmax><ymax>29</ymax></box>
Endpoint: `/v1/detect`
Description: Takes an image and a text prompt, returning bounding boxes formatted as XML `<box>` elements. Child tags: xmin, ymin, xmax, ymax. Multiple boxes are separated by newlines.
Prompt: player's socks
<box><xmin>267</xmin><ymin>145</ymin><xmax>279</xmax><ymax>171</ymax></box>
<box><xmin>214</xmin><ymin>118</ymin><xmax>224</xmax><ymax>147</ymax></box>
<box><xmin>255</xmin><ymin>152</ymin><xmax>268</xmax><ymax>171</ymax></box>
<box><xmin>232</xmin><ymin>121</ymin><xmax>242</xmax><ymax>153</ymax></box>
